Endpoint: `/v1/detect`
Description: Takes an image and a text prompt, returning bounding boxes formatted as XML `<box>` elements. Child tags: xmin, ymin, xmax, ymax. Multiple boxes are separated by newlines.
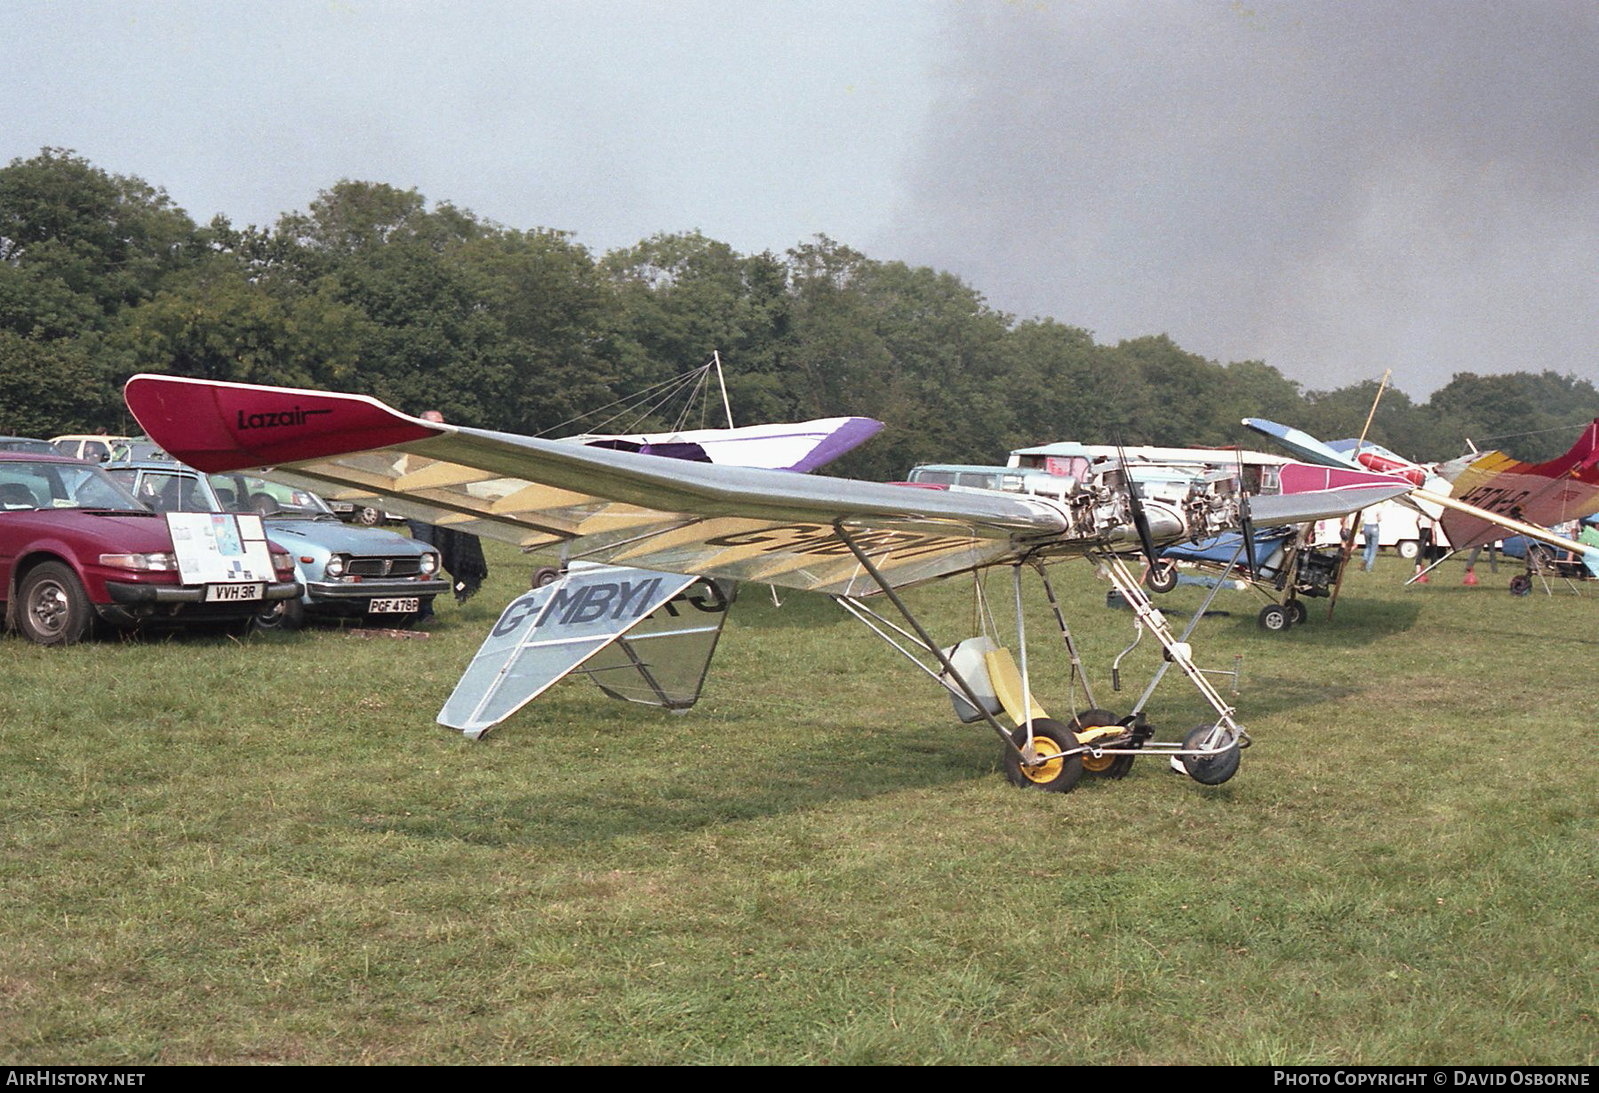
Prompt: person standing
<box><xmin>1361</xmin><ymin>506</ymin><xmax>1383</xmax><ymax>572</ymax></box>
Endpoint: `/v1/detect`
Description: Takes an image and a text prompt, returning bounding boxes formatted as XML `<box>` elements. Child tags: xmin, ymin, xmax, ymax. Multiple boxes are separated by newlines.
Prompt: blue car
<box><xmin>107</xmin><ymin>461</ymin><xmax>450</xmax><ymax>629</ymax></box>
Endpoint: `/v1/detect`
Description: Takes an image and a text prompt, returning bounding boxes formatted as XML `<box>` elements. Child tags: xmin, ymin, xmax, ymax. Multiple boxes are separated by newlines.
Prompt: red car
<box><xmin>0</xmin><ymin>453</ymin><xmax>299</xmax><ymax>644</ymax></box>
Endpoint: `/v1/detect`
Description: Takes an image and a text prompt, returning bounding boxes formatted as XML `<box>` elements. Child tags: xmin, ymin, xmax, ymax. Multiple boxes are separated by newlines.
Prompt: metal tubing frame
<box><xmin>1089</xmin><ymin>551</ymin><xmax>1248</xmax><ymax>752</ymax></box>
<box><xmin>828</xmin><ymin>521</ymin><xmax>1247</xmax><ymax>766</ymax></box>
<box><xmin>1128</xmin><ymin>541</ymin><xmax>1246</xmax><ymax>717</ymax></box>
<box><xmin>1033</xmin><ymin>563</ymin><xmax>1099</xmax><ymax>714</ymax></box>
<box><xmin>829</xmin><ymin>523</ymin><xmax>1031</xmax><ymax>758</ymax></box>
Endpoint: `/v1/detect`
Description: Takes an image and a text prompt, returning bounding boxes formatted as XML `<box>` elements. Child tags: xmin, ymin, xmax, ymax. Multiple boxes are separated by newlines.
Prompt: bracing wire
<box><xmin>538</xmin><ymin>360</ymin><xmax>719</xmax><ymax>438</ymax></box>
<box><xmin>1473</xmin><ymin>419</ymin><xmax>1599</xmax><ymax>445</ymax></box>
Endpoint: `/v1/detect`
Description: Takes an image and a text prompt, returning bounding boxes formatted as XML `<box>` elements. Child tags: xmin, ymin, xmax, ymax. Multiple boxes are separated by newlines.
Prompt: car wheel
<box><xmin>17</xmin><ymin>562</ymin><xmax>93</xmax><ymax>645</ymax></box>
<box><xmin>253</xmin><ymin>597</ymin><xmax>306</xmax><ymax>632</ymax></box>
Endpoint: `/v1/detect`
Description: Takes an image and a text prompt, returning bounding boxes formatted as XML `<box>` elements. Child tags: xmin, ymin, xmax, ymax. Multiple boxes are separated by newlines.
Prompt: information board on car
<box><xmin>165</xmin><ymin>512</ymin><xmax>275</xmax><ymax>585</ymax></box>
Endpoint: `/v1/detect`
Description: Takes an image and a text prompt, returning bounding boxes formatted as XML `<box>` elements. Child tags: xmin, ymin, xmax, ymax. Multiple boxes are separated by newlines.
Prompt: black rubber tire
<box><xmin>1002</xmin><ymin>718</ymin><xmax>1084</xmax><ymax>794</ymax></box>
<box><xmin>1144</xmin><ymin>561</ymin><xmax>1179</xmax><ymax>594</ymax></box>
<box><xmin>1070</xmin><ymin>708</ymin><xmax>1132</xmax><ymax>778</ymax></box>
<box><xmin>1509</xmin><ymin>574</ymin><xmax>1532</xmax><ymax>596</ymax></box>
<box><xmin>353</xmin><ymin>506</ymin><xmax>382</xmax><ymax>526</ymax></box>
<box><xmin>253</xmin><ymin>597</ymin><xmax>306</xmax><ymax>632</ymax></box>
<box><xmin>531</xmin><ymin>566</ymin><xmax>561</xmax><ymax>589</ymax></box>
<box><xmin>1257</xmin><ymin>604</ymin><xmax>1290</xmax><ymax>632</ymax></box>
<box><xmin>1180</xmin><ymin>724</ymin><xmax>1242</xmax><ymax>785</ymax></box>
<box><xmin>17</xmin><ymin>561</ymin><xmax>94</xmax><ymax>645</ymax></box>
<box><xmin>1284</xmin><ymin>599</ymin><xmax>1308</xmax><ymax>626</ymax></box>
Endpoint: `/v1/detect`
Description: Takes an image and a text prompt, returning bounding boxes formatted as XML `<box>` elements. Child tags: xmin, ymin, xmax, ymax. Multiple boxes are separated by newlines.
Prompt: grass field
<box><xmin>2</xmin><ymin>541</ymin><xmax>1595</xmax><ymax>1064</ymax></box>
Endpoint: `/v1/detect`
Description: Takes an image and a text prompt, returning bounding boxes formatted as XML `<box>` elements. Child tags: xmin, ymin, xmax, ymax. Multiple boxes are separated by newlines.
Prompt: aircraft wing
<box><xmin>1241</xmin><ymin>418</ymin><xmax>1367</xmax><ymax>472</ymax></box>
<box><xmin>1433</xmin><ymin>421</ymin><xmax>1599</xmax><ymax>550</ymax></box>
<box><xmin>576</xmin><ymin>417</ymin><xmax>883</xmax><ymax>472</ymax></box>
<box><xmin>124</xmin><ymin>375</ymin><xmax>1071</xmax><ymax>597</ymax></box>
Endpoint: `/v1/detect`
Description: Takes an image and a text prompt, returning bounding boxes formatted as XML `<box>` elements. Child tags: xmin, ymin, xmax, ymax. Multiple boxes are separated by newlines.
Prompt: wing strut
<box><xmin>828</xmin><ymin>522</ymin><xmax>1029</xmax><ymax>757</ymax></box>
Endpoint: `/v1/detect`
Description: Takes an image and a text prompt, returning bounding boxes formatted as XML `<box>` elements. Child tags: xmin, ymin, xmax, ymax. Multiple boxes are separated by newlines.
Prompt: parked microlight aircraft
<box><xmin>1243</xmin><ymin>417</ymin><xmax>1599</xmax><ymax>594</ymax></box>
<box><xmin>124</xmin><ymin>375</ymin><xmax>1412</xmax><ymax>793</ymax></box>
<box><xmin>998</xmin><ymin>442</ymin><xmax>1342</xmax><ymax>631</ymax></box>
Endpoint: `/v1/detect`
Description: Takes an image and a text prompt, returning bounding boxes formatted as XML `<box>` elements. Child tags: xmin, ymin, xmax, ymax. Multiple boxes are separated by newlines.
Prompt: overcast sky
<box><xmin>4</xmin><ymin>0</ymin><xmax>1594</xmax><ymax>400</ymax></box>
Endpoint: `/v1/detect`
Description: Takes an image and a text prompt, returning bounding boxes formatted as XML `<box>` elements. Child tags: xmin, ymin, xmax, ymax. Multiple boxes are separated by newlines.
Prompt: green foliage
<box><xmin>115</xmin><ymin>256</ymin><xmax>370</xmax><ymax>388</ymax></box>
<box><xmin>0</xmin><ymin>150</ymin><xmax>1590</xmax><ymax>464</ymax></box>
<box><xmin>0</xmin><ymin>148</ymin><xmax>197</xmax><ymax>328</ymax></box>
<box><xmin>1428</xmin><ymin>372</ymin><xmax>1599</xmax><ymax>462</ymax></box>
<box><xmin>0</xmin><ymin>331</ymin><xmax>116</xmax><ymax>436</ymax></box>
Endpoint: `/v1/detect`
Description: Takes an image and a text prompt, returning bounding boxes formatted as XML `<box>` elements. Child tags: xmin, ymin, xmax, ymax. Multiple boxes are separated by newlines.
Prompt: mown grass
<box><xmin>0</xmin><ymin>543</ymin><xmax>1594</xmax><ymax>1064</ymax></box>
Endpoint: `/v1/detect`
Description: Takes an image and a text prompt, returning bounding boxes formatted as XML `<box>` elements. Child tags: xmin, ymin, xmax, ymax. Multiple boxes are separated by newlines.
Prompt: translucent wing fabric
<box><xmin>124</xmin><ymin>375</ymin><xmax>1071</xmax><ymax>596</ymax></box>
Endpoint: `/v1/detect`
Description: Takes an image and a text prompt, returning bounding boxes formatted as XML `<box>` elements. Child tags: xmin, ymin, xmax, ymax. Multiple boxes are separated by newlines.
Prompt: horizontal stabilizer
<box><xmin>440</xmin><ymin>564</ymin><xmax>706</xmax><ymax>738</ymax></box>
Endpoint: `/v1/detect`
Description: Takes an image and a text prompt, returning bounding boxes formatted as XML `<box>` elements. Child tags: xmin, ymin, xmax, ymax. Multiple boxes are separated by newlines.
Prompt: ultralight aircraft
<box><xmin>124</xmin><ymin>376</ymin><xmax>1415</xmax><ymax>794</ymax></box>
<box><xmin>1243</xmin><ymin>417</ymin><xmax>1599</xmax><ymax>596</ymax></box>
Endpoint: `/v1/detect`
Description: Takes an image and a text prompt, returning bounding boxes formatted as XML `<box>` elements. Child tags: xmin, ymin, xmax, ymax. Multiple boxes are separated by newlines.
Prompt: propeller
<box><xmin>1114</xmin><ymin>438</ymin><xmax>1165</xmax><ymax>580</ymax></box>
<box><xmin>1234</xmin><ymin>448</ymin><xmax>1261</xmax><ymax>581</ymax></box>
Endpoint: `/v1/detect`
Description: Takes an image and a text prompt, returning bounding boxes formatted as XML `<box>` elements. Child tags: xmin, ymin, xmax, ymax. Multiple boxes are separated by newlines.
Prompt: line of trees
<box><xmin>2</xmin><ymin>148</ymin><xmax>1595</xmax><ymax>480</ymax></box>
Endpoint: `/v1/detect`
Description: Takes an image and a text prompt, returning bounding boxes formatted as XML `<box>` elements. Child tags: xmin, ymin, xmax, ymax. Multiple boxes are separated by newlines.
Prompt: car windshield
<box><xmin>107</xmin><ymin>468</ymin><xmax>217</xmax><ymax>514</ymax></box>
<box><xmin>206</xmin><ymin>473</ymin><xmax>335</xmax><ymax>519</ymax></box>
<box><xmin>0</xmin><ymin>438</ymin><xmax>59</xmax><ymax>455</ymax></box>
<box><xmin>0</xmin><ymin>460</ymin><xmax>145</xmax><ymax>511</ymax></box>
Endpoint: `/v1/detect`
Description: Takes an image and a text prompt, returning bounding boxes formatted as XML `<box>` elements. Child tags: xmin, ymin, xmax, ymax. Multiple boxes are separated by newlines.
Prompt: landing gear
<box><xmin>1071</xmin><ymin>709</ymin><xmax>1136</xmax><ymax>779</ymax></box>
<box><xmin>1144</xmin><ymin>561</ymin><xmax>1179</xmax><ymax>594</ymax></box>
<box><xmin>1180</xmin><ymin>723</ymin><xmax>1243</xmax><ymax>785</ymax></box>
<box><xmin>1257</xmin><ymin>603</ymin><xmax>1290</xmax><ymax>631</ymax></box>
<box><xmin>829</xmin><ymin>532</ymin><xmax>1250</xmax><ymax>797</ymax></box>
<box><xmin>1003</xmin><ymin>719</ymin><xmax>1084</xmax><ymax>793</ymax></box>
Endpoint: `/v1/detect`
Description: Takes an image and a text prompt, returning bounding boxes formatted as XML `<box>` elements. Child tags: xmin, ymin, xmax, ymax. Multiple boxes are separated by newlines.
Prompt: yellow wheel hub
<box><xmin>1072</xmin><ymin>724</ymin><xmax>1121</xmax><ymax>772</ymax></box>
<box><xmin>1019</xmin><ymin>734</ymin><xmax>1065</xmax><ymax>784</ymax></box>
<box><xmin>1080</xmin><ymin>751</ymin><xmax>1114</xmax><ymax>773</ymax></box>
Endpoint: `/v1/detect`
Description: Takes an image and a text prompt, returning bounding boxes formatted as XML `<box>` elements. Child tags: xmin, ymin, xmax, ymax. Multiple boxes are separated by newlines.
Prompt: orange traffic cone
<box><xmin>1463</xmin><ymin>568</ymin><xmax>1478</xmax><ymax>586</ymax></box>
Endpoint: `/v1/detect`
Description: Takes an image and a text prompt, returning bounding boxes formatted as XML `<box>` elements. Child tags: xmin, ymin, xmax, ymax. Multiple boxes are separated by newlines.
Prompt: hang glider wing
<box><xmin>576</xmin><ymin>417</ymin><xmax>883</xmax><ymax>472</ymax></box>
<box><xmin>1433</xmin><ymin>421</ymin><xmax>1599</xmax><ymax>550</ymax></box>
<box><xmin>124</xmin><ymin>375</ymin><xmax>1074</xmax><ymax>597</ymax></box>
